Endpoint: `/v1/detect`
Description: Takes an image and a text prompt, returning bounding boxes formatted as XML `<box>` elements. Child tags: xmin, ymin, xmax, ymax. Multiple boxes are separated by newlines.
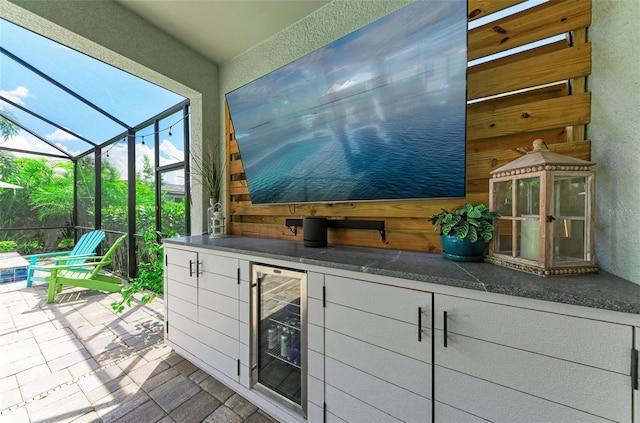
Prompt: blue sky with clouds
<box><xmin>0</xmin><ymin>18</ymin><xmax>185</xmax><ymax>180</ymax></box>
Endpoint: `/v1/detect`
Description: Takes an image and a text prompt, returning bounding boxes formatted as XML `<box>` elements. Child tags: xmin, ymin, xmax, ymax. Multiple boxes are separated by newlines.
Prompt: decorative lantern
<box><xmin>487</xmin><ymin>139</ymin><xmax>597</xmax><ymax>276</ymax></box>
<box><xmin>207</xmin><ymin>201</ymin><xmax>226</xmax><ymax>238</ymax></box>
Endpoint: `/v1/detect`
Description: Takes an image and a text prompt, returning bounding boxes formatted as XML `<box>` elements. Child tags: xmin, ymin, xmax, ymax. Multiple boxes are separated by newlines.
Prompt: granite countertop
<box><xmin>164</xmin><ymin>235</ymin><xmax>640</xmax><ymax>315</ymax></box>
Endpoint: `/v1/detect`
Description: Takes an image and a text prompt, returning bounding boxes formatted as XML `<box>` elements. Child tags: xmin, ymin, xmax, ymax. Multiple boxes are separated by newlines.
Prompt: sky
<box><xmin>0</xmin><ymin>17</ymin><xmax>186</xmax><ymax>182</ymax></box>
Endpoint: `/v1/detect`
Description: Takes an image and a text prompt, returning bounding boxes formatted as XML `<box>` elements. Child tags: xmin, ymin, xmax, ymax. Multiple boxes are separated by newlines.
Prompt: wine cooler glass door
<box><xmin>251</xmin><ymin>264</ymin><xmax>307</xmax><ymax>417</ymax></box>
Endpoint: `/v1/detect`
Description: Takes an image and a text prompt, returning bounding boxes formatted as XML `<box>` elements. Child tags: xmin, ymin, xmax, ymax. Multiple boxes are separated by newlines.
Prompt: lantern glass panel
<box><xmin>554</xmin><ymin>176</ymin><xmax>586</xmax><ymax>217</ymax></box>
<box><xmin>554</xmin><ymin>219</ymin><xmax>585</xmax><ymax>261</ymax></box>
<box><xmin>493</xmin><ymin>180</ymin><xmax>513</xmax><ymax>216</ymax></box>
<box><xmin>213</xmin><ymin>220</ymin><xmax>224</xmax><ymax>237</ymax></box>
<box><xmin>519</xmin><ymin>217</ymin><xmax>540</xmax><ymax>261</ymax></box>
<box><xmin>553</xmin><ymin>176</ymin><xmax>588</xmax><ymax>262</ymax></box>
<box><xmin>516</xmin><ymin>177</ymin><xmax>540</xmax><ymax>217</ymax></box>
<box><xmin>494</xmin><ymin>219</ymin><xmax>514</xmax><ymax>255</ymax></box>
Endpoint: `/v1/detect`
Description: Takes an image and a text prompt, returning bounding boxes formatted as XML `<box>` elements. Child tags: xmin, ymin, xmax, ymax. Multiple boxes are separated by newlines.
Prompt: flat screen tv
<box><xmin>226</xmin><ymin>0</ymin><xmax>467</xmax><ymax>205</ymax></box>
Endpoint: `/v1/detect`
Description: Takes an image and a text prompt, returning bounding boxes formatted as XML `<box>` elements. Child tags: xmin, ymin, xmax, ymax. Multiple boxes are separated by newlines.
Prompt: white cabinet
<box><xmin>165</xmin><ymin>247</ymin><xmax>198</xmax><ymax>341</ymax></box>
<box><xmin>164</xmin><ymin>242</ymin><xmax>639</xmax><ymax>423</ymax></box>
<box><xmin>433</xmin><ymin>294</ymin><xmax>633</xmax><ymax>422</ymax></box>
<box><xmin>164</xmin><ymin>246</ymin><xmax>244</xmax><ymax>383</ymax></box>
<box><xmin>197</xmin><ymin>251</ymin><xmax>241</xmax><ymax>381</ymax></box>
<box><xmin>323</xmin><ymin>275</ymin><xmax>433</xmax><ymax>423</ymax></box>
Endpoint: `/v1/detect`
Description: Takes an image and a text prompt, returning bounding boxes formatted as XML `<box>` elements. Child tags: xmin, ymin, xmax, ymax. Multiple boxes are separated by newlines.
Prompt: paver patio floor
<box><xmin>0</xmin><ymin>279</ymin><xmax>276</xmax><ymax>423</ymax></box>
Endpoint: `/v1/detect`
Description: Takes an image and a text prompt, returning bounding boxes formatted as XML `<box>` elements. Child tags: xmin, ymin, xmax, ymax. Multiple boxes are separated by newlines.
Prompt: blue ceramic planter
<box><xmin>440</xmin><ymin>234</ymin><xmax>487</xmax><ymax>262</ymax></box>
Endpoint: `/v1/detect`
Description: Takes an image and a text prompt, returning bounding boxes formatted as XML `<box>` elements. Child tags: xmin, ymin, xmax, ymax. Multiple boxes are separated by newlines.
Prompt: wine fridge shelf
<box><xmin>263</xmin><ymin>345</ymin><xmax>301</xmax><ymax>369</ymax></box>
<box><xmin>268</xmin><ymin>317</ymin><xmax>300</xmax><ymax>332</ymax></box>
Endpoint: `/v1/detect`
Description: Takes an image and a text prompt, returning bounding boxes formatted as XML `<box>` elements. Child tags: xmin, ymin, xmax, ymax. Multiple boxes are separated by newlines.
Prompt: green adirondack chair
<box><xmin>24</xmin><ymin>230</ymin><xmax>106</xmax><ymax>287</ymax></box>
<box><xmin>41</xmin><ymin>234</ymin><xmax>127</xmax><ymax>304</ymax></box>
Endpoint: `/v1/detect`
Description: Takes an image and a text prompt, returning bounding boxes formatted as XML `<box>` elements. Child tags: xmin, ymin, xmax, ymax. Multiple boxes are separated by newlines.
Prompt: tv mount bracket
<box><xmin>285</xmin><ymin>218</ymin><xmax>386</xmax><ymax>243</ymax></box>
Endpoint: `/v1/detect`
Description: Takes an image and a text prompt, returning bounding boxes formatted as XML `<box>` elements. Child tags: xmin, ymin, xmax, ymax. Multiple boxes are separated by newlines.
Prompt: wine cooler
<box><xmin>251</xmin><ymin>264</ymin><xmax>307</xmax><ymax>417</ymax></box>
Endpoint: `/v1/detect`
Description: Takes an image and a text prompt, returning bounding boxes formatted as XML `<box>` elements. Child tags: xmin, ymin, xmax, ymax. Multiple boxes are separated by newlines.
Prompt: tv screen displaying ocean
<box><xmin>226</xmin><ymin>0</ymin><xmax>467</xmax><ymax>204</ymax></box>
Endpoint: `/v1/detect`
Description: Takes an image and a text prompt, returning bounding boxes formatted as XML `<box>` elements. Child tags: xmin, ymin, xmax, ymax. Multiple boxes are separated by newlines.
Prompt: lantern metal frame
<box><xmin>487</xmin><ymin>139</ymin><xmax>598</xmax><ymax>276</ymax></box>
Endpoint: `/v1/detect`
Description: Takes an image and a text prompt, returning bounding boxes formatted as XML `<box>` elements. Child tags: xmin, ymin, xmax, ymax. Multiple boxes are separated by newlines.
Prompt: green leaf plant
<box><xmin>0</xmin><ymin>240</ymin><xmax>17</xmax><ymax>253</ymax></box>
<box><xmin>429</xmin><ymin>203</ymin><xmax>501</xmax><ymax>243</ymax></box>
<box><xmin>111</xmin><ymin>227</ymin><xmax>166</xmax><ymax>313</ymax></box>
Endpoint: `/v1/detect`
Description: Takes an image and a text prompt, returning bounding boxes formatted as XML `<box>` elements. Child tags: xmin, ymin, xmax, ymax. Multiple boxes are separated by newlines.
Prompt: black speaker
<box><xmin>303</xmin><ymin>217</ymin><xmax>328</xmax><ymax>247</ymax></box>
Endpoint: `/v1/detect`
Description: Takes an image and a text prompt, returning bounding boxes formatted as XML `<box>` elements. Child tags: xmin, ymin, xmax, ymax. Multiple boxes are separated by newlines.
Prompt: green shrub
<box><xmin>58</xmin><ymin>225</ymin><xmax>75</xmax><ymax>249</ymax></box>
<box><xmin>58</xmin><ymin>238</ymin><xmax>75</xmax><ymax>249</ymax></box>
<box><xmin>17</xmin><ymin>240</ymin><xmax>43</xmax><ymax>255</ymax></box>
<box><xmin>111</xmin><ymin>227</ymin><xmax>165</xmax><ymax>313</ymax></box>
<box><xmin>0</xmin><ymin>240</ymin><xmax>17</xmax><ymax>252</ymax></box>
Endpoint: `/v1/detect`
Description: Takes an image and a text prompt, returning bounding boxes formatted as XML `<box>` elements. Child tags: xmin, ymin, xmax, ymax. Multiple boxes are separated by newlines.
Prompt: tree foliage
<box><xmin>0</xmin><ymin>113</ymin><xmax>19</xmax><ymax>141</ymax></box>
<box><xmin>0</xmin><ymin>153</ymin><xmax>73</xmax><ymax>232</ymax></box>
<box><xmin>111</xmin><ymin>226</ymin><xmax>168</xmax><ymax>313</ymax></box>
<box><xmin>0</xmin><ymin>151</ymin><xmax>185</xmax><ymax>258</ymax></box>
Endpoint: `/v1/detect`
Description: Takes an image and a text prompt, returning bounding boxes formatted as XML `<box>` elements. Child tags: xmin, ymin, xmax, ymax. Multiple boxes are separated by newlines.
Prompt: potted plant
<box><xmin>191</xmin><ymin>143</ymin><xmax>224</xmax><ymax>205</ymax></box>
<box><xmin>429</xmin><ymin>203</ymin><xmax>500</xmax><ymax>262</ymax></box>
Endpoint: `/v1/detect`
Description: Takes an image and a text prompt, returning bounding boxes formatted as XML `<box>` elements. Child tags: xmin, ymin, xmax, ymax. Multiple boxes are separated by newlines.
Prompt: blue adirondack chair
<box><xmin>24</xmin><ymin>230</ymin><xmax>105</xmax><ymax>287</ymax></box>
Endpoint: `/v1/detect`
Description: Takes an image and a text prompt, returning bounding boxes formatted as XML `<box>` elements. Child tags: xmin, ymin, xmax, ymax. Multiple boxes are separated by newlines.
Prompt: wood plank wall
<box><xmin>225</xmin><ymin>0</ymin><xmax>592</xmax><ymax>253</ymax></box>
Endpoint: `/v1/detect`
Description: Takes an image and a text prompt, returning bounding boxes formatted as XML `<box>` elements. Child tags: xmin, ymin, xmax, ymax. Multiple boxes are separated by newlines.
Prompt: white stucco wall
<box><xmin>220</xmin><ymin>0</ymin><xmax>411</xmax><ymax>95</ymax></box>
<box><xmin>5</xmin><ymin>0</ymin><xmax>219</xmax><ymax>235</ymax></box>
<box><xmin>589</xmin><ymin>0</ymin><xmax>640</xmax><ymax>284</ymax></box>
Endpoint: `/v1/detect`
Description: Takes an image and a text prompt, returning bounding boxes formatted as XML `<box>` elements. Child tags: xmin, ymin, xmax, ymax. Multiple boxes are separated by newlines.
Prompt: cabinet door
<box><xmin>165</xmin><ymin>248</ymin><xmax>198</xmax><ymax>337</ymax></box>
<box><xmin>434</xmin><ymin>294</ymin><xmax>632</xmax><ymax>422</ymax></box>
<box><xmin>197</xmin><ymin>251</ymin><xmax>240</xmax><ymax>382</ymax></box>
<box><xmin>238</xmin><ymin>260</ymin><xmax>251</xmax><ymax>388</ymax></box>
<box><xmin>324</xmin><ymin>275</ymin><xmax>432</xmax><ymax>423</ymax></box>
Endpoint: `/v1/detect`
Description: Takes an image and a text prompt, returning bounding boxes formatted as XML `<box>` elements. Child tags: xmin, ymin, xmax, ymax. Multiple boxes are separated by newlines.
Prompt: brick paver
<box><xmin>0</xmin><ymin>280</ymin><xmax>277</xmax><ymax>422</ymax></box>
